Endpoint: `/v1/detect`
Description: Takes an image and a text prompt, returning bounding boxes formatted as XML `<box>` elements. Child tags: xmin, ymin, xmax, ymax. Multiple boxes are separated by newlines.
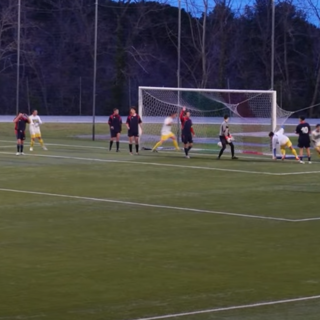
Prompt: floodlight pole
<box><xmin>177</xmin><ymin>0</ymin><xmax>181</xmax><ymax>142</ymax></box>
<box><xmin>16</xmin><ymin>0</ymin><xmax>22</xmax><ymax>114</ymax></box>
<box><xmin>92</xmin><ymin>0</ymin><xmax>98</xmax><ymax>140</ymax></box>
<box><xmin>271</xmin><ymin>0</ymin><xmax>275</xmax><ymax>90</ymax></box>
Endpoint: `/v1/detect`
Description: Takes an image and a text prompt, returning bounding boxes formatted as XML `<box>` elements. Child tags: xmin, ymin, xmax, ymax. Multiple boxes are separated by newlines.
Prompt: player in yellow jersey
<box><xmin>152</xmin><ymin>112</ymin><xmax>180</xmax><ymax>152</ymax></box>
<box><xmin>311</xmin><ymin>124</ymin><xmax>320</xmax><ymax>157</ymax></box>
<box><xmin>29</xmin><ymin>110</ymin><xmax>47</xmax><ymax>151</ymax></box>
<box><xmin>269</xmin><ymin>127</ymin><xmax>303</xmax><ymax>163</ymax></box>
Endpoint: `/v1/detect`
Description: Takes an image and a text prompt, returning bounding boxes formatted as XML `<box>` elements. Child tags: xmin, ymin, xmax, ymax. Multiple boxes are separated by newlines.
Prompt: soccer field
<box><xmin>0</xmin><ymin>123</ymin><xmax>320</xmax><ymax>320</ymax></box>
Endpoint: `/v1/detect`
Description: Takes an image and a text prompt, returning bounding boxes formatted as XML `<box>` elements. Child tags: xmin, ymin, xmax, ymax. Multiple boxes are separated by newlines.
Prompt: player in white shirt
<box><xmin>29</xmin><ymin>110</ymin><xmax>47</xmax><ymax>151</ymax></box>
<box><xmin>152</xmin><ymin>112</ymin><xmax>180</xmax><ymax>152</ymax></box>
<box><xmin>311</xmin><ymin>124</ymin><xmax>320</xmax><ymax>157</ymax></box>
<box><xmin>268</xmin><ymin>128</ymin><xmax>302</xmax><ymax>163</ymax></box>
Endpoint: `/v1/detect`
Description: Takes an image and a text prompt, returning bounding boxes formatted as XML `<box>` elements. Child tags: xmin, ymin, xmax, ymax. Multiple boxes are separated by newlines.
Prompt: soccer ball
<box><xmin>217</xmin><ymin>142</ymin><xmax>222</xmax><ymax>147</ymax></box>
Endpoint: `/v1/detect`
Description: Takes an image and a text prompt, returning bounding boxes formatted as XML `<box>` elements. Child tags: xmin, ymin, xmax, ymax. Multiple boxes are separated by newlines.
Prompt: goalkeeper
<box><xmin>268</xmin><ymin>127</ymin><xmax>302</xmax><ymax>162</ymax></box>
<box><xmin>217</xmin><ymin>115</ymin><xmax>238</xmax><ymax>160</ymax></box>
<box><xmin>152</xmin><ymin>112</ymin><xmax>180</xmax><ymax>152</ymax></box>
<box><xmin>311</xmin><ymin>124</ymin><xmax>320</xmax><ymax>157</ymax></box>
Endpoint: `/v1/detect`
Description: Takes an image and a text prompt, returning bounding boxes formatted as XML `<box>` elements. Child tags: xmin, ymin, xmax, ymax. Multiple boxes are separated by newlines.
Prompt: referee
<box><xmin>218</xmin><ymin>115</ymin><xmax>238</xmax><ymax>160</ymax></box>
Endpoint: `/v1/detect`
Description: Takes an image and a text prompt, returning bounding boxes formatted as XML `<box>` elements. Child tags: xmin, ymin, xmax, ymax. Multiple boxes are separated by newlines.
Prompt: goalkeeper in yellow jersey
<box><xmin>311</xmin><ymin>124</ymin><xmax>320</xmax><ymax>157</ymax></box>
<box><xmin>269</xmin><ymin>127</ymin><xmax>303</xmax><ymax>163</ymax></box>
<box><xmin>152</xmin><ymin>112</ymin><xmax>180</xmax><ymax>152</ymax></box>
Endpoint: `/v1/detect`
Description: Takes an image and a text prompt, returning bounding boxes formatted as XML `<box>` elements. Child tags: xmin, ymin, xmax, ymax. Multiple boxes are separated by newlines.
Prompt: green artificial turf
<box><xmin>0</xmin><ymin>123</ymin><xmax>320</xmax><ymax>320</ymax></box>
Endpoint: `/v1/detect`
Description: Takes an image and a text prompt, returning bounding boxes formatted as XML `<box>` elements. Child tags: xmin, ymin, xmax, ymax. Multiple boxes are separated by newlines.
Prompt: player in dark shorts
<box><xmin>295</xmin><ymin>116</ymin><xmax>311</xmax><ymax>163</ymax></box>
<box><xmin>13</xmin><ymin>113</ymin><xmax>30</xmax><ymax>155</ymax></box>
<box><xmin>181</xmin><ymin>110</ymin><xmax>195</xmax><ymax>158</ymax></box>
<box><xmin>108</xmin><ymin>108</ymin><xmax>122</xmax><ymax>152</ymax></box>
<box><xmin>218</xmin><ymin>115</ymin><xmax>238</xmax><ymax>160</ymax></box>
<box><xmin>126</xmin><ymin>107</ymin><xmax>142</xmax><ymax>155</ymax></box>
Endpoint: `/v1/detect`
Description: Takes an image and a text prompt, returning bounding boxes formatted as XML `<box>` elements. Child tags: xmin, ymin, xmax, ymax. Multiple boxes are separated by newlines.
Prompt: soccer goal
<box><xmin>138</xmin><ymin>86</ymin><xmax>293</xmax><ymax>156</ymax></box>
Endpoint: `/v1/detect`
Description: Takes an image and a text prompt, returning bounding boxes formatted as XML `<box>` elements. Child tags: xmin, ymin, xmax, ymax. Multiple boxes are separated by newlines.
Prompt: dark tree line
<box><xmin>0</xmin><ymin>0</ymin><xmax>320</xmax><ymax>116</ymax></box>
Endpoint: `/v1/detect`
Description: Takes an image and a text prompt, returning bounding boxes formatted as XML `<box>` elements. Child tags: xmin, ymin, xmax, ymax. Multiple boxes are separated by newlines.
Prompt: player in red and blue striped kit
<box><xmin>13</xmin><ymin>112</ymin><xmax>30</xmax><ymax>155</ymax></box>
<box><xmin>181</xmin><ymin>109</ymin><xmax>195</xmax><ymax>158</ymax></box>
<box><xmin>126</xmin><ymin>107</ymin><xmax>142</xmax><ymax>155</ymax></box>
<box><xmin>108</xmin><ymin>108</ymin><xmax>122</xmax><ymax>152</ymax></box>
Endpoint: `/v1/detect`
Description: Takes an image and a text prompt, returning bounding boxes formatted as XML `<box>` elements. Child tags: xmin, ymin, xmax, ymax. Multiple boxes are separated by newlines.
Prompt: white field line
<box><xmin>0</xmin><ymin>139</ymin><xmax>271</xmax><ymax>160</ymax></box>
<box><xmin>1</xmin><ymin>139</ymin><xmax>319</xmax><ymax>165</ymax></box>
<box><xmin>0</xmin><ymin>188</ymin><xmax>294</xmax><ymax>222</ymax></box>
<box><xmin>128</xmin><ymin>295</ymin><xmax>320</xmax><ymax>320</ymax></box>
<box><xmin>1</xmin><ymin>150</ymin><xmax>319</xmax><ymax>176</ymax></box>
<box><xmin>294</xmin><ymin>217</ymin><xmax>320</xmax><ymax>222</ymax></box>
<box><xmin>0</xmin><ymin>151</ymin><xmax>279</xmax><ymax>176</ymax></box>
<box><xmin>274</xmin><ymin>171</ymin><xmax>320</xmax><ymax>175</ymax></box>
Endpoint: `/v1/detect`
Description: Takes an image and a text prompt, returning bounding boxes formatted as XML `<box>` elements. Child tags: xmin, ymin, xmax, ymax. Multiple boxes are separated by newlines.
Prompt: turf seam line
<box><xmin>0</xmin><ymin>188</ymin><xmax>294</xmax><ymax>222</ymax></box>
<box><xmin>1</xmin><ymin>150</ymin><xmax>319</xmax><ymax>176</ymax></box>
<box><xmin>128</xmin><ymin>294</ymin><xmax>320</xmax><ymax>320</ymax></box>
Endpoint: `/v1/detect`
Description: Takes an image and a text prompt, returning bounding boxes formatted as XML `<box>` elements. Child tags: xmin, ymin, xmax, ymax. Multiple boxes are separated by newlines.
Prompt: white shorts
<box><xmin>316</xmin><ymin>141</ymin><xmax>320</xmax><ymax>147</ymax></box>
<box><xmin>30</xmin><ymin>126</ymin><xmax>41</xmax><ymax>138</ymax></box>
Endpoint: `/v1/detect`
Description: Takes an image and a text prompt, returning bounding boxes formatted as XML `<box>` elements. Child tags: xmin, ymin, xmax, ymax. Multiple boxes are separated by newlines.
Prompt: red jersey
<box><xmin>179</xmin><ymin>110</ymin><xmax>194</xmax><ymax>135</ymax></box>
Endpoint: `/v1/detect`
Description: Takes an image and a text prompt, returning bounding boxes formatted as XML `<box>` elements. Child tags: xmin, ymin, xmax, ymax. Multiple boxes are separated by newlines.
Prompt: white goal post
<box><xmin>138</xmin><ymin>87</ymin><xmax>292</xmax><ymax>156</ymax></box>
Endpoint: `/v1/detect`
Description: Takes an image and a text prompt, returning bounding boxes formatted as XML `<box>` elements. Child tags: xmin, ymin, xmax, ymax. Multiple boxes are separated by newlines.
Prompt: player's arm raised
<box><xmin>179</xmin><ymin>107</ymin><xmax>186</xmax><ymax>123</ymax></box>
<box><xmin>13</xmin><ymin>113</ymin><xmax>22</xmax><ymax>123</ymax></box>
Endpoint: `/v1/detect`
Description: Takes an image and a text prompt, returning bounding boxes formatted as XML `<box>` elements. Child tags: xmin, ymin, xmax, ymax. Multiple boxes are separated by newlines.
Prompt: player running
<box><xmin>181</xmin><ymin>110</ymin><xmax>195</xmax><ymax>158</ymax></box>
<box><xmin>217</xmin><ymin>115</ymin><xmax>238</xmax><ymax>160</ymax></box>
<box><xmin>311</xmin><ymin>124</ymin><xmax>320</xmax><ymax>158</ymax></box>
<box><xmin>13</xmin><ymin>113</ymin><xmax>30</xmax><ymax>155</ymax></box>
<box><xmin>151</xmin><ymin>112</ymin><xmax>180</xmax><ymax>152</ymax></box>
<box><xmin>108</xmin><ymin>108</ymin><xmax>122</xmax><ymax>152</ymax></box>
<box><xmin>295</xmin><ymin>116</ymin><xmax>311</xmax><ymax>163</ymax></box>
<box><xmin>29</xmin><ymin>110</ymin><xmax>47</xmax><ymax>151</ymax></box>
<box><xmin>126</xmin><ymin>107</ymin><xmax>142</xmax><ymax>155</ymax></box>
<box><xmin>269</xmin><ymin>127</ymin><xmax>302</xmax><ymax>163</ymax></box>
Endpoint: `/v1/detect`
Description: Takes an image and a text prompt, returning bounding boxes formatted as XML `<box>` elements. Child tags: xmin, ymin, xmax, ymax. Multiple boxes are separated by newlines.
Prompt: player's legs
<box><xmin>116</xmin><ymin>133</ymin><xmax>120</xmax><ymax>151</ymax></box>
<box><xmin>16</xmin><ymin>137</ymin><xmax>21</xmax><ymax>155</ymax></box>
<box><xmin>183</xmin><ymin>135</ymin><xmax>193</xmax><ymax>158</ymax></box>
<box><xmin>16</xmin><ymin>132</ymin><xmax>25</xmax><ymax>154</ymax></box>
<box><xmin>20</xmin><ymin>133</ymin><xmax>25</xmax><ymax>154</ymax></box>
<box><xmin>306</xmin><ymin>147</ymin><xmax>311</xmax><ymax>163</ymax></box>
<box><xmin>30</xmin><ymin>137</ymin><xmax>35</xmax><ymax>151</ymax></box>
<box><xmin>170</xmin><ymin>134</ymin><xmax>180</xmax><ymax>151</ymax></box>
<box><xmin>182</xmin><ymin>135</ymin><xmax>189</xmax><ymax>157</ymax></box>
<box><xmin>110</xmin><ymin>130</ymin><xmax>116</xmax><ymax>150</ymax></box>
<box><xmin>218</xmin><ymin>136</ymin><xmax>227</xmax><ymax>159</ymax></box>
<box><xmin>280</xmin><ymin>146</ymin><xmax>286</xmax><ymax>159</ymax></box>
<box><xmin>128</xmin><ymin>135</ymin><xmax>134</xmax><ymax>154</ymax></box>
<box><xmin>152</xmin><ymin>136</ymin><xmax>166</xmax><ymax>151</ymax></box>
<box><xmin>134</xmin><ymin>136</ymin><xmax>139</xmax><ymax>154</ymax></box>
<box><xmin>37</xmin><ymin>136</ymin><xmax>46</xmax><ymax>150</ymax></box>
<box><xmin>288</xmin><ymin>146</ymin><xmax>299</xmax><ymax>160</ymax></box>
<box><xmin>229</xmin><ymin>142</ymin><xmax>238</xmax><ymax>159</ymax></box>
<box><xmin>315</xmin><ymin>145</ymin><xmax>320</xmax><ymax>156</ymax></box>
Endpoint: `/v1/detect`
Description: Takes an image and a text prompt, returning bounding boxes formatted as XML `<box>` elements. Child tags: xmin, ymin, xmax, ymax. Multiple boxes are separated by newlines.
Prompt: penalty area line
<box><xmin>0</xmin><ymin>188</ymin><xmax>293</xmax><ymax>222</ymax></box>
<box><xmin>128</xmin><ymin>295</ymin><xmax>320</xmax><ymax>320</ymax></box>
<box><xmin>0</xmin><ymin>151</ymin><xmax>278</xmax><ymax>176</ymax></box>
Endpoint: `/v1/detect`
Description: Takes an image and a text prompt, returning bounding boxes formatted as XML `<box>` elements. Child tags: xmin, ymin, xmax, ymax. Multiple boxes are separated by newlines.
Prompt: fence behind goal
<box><xmin>138</xmin><ymin>87</ymin><xmax>293</xmax><ymax>156</ymax></box>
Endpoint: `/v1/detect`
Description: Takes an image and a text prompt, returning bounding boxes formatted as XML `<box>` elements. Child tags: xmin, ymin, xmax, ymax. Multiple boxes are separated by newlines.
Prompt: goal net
<box><xmin>138</xmin><ymin>87</ymin><xmax>293</xmax><ymax>156</ymax></box>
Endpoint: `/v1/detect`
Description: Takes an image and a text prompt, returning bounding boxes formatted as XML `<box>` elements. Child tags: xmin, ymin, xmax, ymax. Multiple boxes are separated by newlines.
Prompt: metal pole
<box><xmin>177</xmin><ymin>0</ymin><xmax>181</xmax><ymax>141</ymax></box>
<box><xmin>26</xmin><ymin>77</ymin><xmax>31</xmax><ymax>114</ymax></box>
<box><xmin>16</xmin><ymin>0</ymin><xmax>22</xmax><ymax>114</ymax></box>
<box><xmin>271</xmin><ymin>0</ymin><xmax>275</xmax><ymax>90</ymax></box>
<box><xmin>92</xmin><ymin>0</ymin><xmax>98</xmax><ymax>140</ymax></box>
<box><xmin>79</xmin><ymin>77</ymin><xmax>82</xmax><ymax>116</ymax></box>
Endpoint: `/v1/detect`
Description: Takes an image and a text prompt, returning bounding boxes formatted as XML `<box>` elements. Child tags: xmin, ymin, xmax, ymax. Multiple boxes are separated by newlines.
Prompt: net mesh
<box><xmin>139</xmin><ymin>88</ymin><xmax>293</xmax><ymax>155</ymax></box>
